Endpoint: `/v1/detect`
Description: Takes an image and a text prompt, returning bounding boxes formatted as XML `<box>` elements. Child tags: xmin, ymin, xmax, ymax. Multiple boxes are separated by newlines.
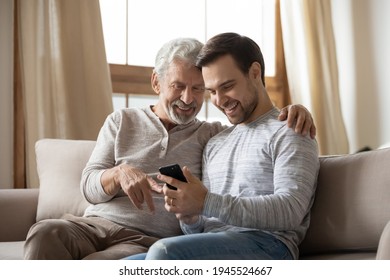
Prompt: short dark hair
<box><xmin>196</xmin><ymin>32</ymin><xmax>265</xmax><ymax>85</ymax></box>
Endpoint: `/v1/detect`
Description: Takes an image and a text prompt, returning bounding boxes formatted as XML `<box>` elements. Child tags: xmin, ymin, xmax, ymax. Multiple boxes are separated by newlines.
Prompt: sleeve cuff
<box><xmin>180</xmin><ymin>216</ymin><xmax>204</xmax><ymax>234</ymax></box>
<box><xmin>96</xmin><ymin>169</ymin><xmax>115</xmax><ymax>201</ymax></box>
<box><xmin>203</xmin><ymin>191</ymin><xmax>223</xmax><ymax>218</ymax></box>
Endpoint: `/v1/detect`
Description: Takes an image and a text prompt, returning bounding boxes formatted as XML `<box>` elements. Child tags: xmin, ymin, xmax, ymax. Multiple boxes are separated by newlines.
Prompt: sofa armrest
<box><xmin>0</xmin><ymin>189</ymin><xmax>39</xmax><ymax>241</ymax></box>
<box><xmin>376</xmin><ymin>220</ymin><xmax>390</xmax><ymax>260</ymax></box>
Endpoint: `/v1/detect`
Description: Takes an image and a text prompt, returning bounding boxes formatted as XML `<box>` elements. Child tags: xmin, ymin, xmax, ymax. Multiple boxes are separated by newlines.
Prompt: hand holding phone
<box><xmin>158</xmin><ymin>164</ymin><xmax>187</xmax><ymax>190</ymax></box>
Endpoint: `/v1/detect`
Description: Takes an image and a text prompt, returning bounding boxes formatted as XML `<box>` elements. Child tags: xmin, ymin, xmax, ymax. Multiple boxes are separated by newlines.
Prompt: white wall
<box><xmin>0</xmin><ymin>0</ymin><xmax>14</xmax><ymax>189</ymax></box>
<box><xmin>332</xmin><ymin>0</ymin><xmax>390</xmax><ymax>152</ymax></box>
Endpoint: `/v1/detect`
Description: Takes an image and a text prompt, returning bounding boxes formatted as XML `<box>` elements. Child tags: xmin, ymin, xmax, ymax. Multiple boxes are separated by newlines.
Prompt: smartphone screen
<box><xmin>159</xmin><ymin>164</ymin><xmax>187</xmax><ymax>190</ymax></box>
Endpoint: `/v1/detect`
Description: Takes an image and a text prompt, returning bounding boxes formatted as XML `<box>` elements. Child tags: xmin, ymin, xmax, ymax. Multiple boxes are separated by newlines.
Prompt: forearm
<box><xmin>80</xmin><ymin>112</ymin><xmax>119</xmax><ymax>203</ymax></box>
<box><xmin>81</xmin><ymin>164</ymin><xmax>129</xmax><ymax>203</ymax></box>
<box><xmin>203</xmin><ymin>191</ymin><xmax>311</xmax><ymax>231</ymax></box>
<box><xmin>80</xmin><ymin>165</ymin><xmax>117</xmax><ymax>204</ymax></box>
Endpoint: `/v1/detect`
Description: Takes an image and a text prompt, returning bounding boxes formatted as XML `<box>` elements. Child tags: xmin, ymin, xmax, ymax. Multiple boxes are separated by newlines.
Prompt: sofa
<box><xmin>1</xmin><ymin>138</ymin><xmax>390</xmax><ymax>260</ymax></box>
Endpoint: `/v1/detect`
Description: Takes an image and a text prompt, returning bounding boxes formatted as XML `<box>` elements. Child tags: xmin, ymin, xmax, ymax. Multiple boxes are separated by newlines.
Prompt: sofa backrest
<box><xmin>300</xmin><ymin>147</ymin><xmax>390</xmax><ymax>256</ymax></box>
<box><xmin>35</xmin><ymin>138</ymin><xmax>95</xmax><ymax>222</ymax></box>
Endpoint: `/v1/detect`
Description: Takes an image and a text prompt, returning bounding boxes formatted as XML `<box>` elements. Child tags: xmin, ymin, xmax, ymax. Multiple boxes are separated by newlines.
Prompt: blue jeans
<box><xmin>124</xmin><ymin>231</ymin><xmax>293</xmax><ymax>260</ymax></box>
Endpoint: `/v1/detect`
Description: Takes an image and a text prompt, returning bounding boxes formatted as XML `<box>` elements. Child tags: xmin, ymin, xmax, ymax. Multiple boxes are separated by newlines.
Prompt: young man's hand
<box><xmin>160</xmin><ymin>166</ymin><xmax>207</xmax><ymax>218</ymax></box>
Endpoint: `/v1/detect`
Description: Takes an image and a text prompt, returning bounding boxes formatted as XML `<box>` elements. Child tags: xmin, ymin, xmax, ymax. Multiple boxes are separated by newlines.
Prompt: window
<box><xmin>100</xmin><ymin>0</ymin><xmax>289</xmax><ymax>123</ymax></box>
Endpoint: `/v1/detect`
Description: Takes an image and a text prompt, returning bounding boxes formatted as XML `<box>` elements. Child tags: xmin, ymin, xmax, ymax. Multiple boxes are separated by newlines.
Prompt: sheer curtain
<box><xmin>280</xmin><ymin>0</ymin><xmax>349</xmax><ymax>155</ymax></box>
<box><xmin>16</xmin><ymin>0</ymin><xmax>113</xmax><ymax>188</ymax></box>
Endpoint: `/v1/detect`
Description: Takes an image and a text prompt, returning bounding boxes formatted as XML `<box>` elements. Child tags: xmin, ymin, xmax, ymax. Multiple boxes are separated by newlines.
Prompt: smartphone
<box><xmin>159</xmin><ymin>164</ymin><xmax>187</xmax><ymax>190</ymax></box>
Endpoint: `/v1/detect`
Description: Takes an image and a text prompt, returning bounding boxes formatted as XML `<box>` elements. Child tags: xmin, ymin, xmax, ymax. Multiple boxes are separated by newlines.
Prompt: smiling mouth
<box><xmin>175</xmin><ymin>105</ymin><xmax>195</xmax><ymax>115</ymax></box>
<box><xmin>177</xmin><ymin>106</ymin><xmax>192</xmax><ymax>111</ymax></box>
<box><xmin>222</xmin><ymin>101</ymin><xmax>239</xmax><ymax>114</ymax></box>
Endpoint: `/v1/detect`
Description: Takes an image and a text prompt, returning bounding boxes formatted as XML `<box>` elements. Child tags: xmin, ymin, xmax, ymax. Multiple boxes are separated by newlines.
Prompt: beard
<box><xmin>238</xmin><ymin>91</ymin><xmax>258</xmax><ymax>124</ymax></box>
<box><xmin>166</xmin><ymin>99</ymin><xmax>198</xmax><ymax>125</ymax></box>
<box><xmin>224</xmin><ymin>86</ymin><xmax>259</xmax><ymax>125</ymax></box>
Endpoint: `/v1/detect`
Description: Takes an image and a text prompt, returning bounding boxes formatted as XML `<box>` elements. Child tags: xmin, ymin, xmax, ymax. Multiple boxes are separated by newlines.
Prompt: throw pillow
<box><xmin>35</xmin><ymin>138</ymin><xmax>94</xmax><ymax>221</ymax></box>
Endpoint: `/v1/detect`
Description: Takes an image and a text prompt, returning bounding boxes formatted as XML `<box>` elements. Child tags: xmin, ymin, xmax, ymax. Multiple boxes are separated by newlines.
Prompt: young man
<box><xmin>140</xmin><ymin>33</ymin><xmax>319</xmax><ymax>260</ymax></box>
<box><xmin>24</xmin><ymin>37</ymin><xmax>315</xmax><ymax>260</ymax></box>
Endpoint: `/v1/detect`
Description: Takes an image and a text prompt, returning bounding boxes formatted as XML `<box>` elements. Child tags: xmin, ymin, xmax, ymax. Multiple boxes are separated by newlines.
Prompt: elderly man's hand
<box><xmin>101</xmin><ymin>164</ymin><xmax>162</xmax><ymax>213</ymax></box>
<box><xmin>278</xmin><ymin>104</ymin><xmax>316</xmax><ymax>139</ymax></box>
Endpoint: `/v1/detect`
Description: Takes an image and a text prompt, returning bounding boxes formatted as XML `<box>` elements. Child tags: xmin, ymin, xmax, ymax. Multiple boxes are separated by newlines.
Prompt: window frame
<box><xmin>109</xmin><ymin>0</ymin><xmax>290</xmax><ymax>109</ymax></box>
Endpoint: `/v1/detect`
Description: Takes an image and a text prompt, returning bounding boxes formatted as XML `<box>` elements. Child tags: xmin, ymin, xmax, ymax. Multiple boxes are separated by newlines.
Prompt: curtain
<box><xmin>15</xmin><ymin>0</ymin><xmax>113</xmax><ymax>188</ymax></box>
<box><xmin>280</xmin><ymin>0</ymin><xmax>349</xmax><ymax>155</ymax></box>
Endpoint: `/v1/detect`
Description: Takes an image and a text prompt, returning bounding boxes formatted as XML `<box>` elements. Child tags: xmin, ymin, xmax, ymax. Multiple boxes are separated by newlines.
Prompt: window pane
<box><xmin>112</xmin><ymin>94</ymin><xmax>127</xmax><ymax>111</ymax></box>
<box><xmin>127</xmin><ymin>0</ymin><xmax>205</xmax><ymax>66</ymax></box>
<box><xmin>100</xmin><ymin>0</ymin><xmax>127</xmax><ymax>64</ymax></box>
<box><xmin>100</xmin><ymin>0</ymin><xmax>275</xmax><ymax>75</ymax></box>
<box><xmin>127</xmin><ymin>94</ymin><xmax>159</xmax><ymax>108</ymax></box>
<box><xmin>100</xmin><ymin>0</ymin><xmax>277</xmax><ymax>120</ymax></box>
<box><xmin>206</xmin><ymin>0</ymin><xmax>275</xmax><ymax>76</ymax></box>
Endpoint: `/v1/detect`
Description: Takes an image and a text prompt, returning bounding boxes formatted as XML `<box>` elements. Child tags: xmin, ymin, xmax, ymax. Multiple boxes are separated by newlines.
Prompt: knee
<box><xmin>26</xmin><ymin>219</ymin><xmax>70</xmax><ymax>242</ymax></box>
<box><xmin>24</xmin><ymin>219</ymin><xmax>72</xmax><ymax>259</ymax></box>
<box><xmin>146</xmin><ymin>238</ymin><xmax>180</xmax><ymax>260</ymax></box>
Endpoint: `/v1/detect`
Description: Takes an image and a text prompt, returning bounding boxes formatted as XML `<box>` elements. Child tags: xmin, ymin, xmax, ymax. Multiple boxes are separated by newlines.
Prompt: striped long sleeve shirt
<box><xmin>181</xmin><ymin>107</ymin><xmax>320</xmax><ymax>259</ymax></box>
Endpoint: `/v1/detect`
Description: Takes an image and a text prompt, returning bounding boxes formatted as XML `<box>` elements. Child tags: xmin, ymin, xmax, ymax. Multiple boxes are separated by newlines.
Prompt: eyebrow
<box><xmin>171</xmin><ymin>80</ymin><xmax>204</xmax><ymax>87</ymax></box>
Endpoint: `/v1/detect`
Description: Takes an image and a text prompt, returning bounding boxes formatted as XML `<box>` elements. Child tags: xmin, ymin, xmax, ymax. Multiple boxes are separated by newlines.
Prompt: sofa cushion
<box><xmin>300</xmin><ymin>147</ymin><xmax>390</xmax><ymax>256</ymax></box>
<box><xmin>35</xmin><ymin>139</ymin><xmax>95</xmax><ymax>221</ymax></box>
<box><xmin>0</xmin><ymin>189</ymin><xmax>38</xmax><ymax>241</ymax></box>
<box><xmin>0</xmin><ymin>241</ymin><xmax>25</xmax><ymax>260</ymax></box>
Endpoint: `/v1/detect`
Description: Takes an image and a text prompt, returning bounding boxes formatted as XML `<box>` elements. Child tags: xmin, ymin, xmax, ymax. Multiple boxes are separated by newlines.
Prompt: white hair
<box><xmin>154</xmin><ymin>38</ymin><xmax>204</xmax><ymax>78</ymax></box>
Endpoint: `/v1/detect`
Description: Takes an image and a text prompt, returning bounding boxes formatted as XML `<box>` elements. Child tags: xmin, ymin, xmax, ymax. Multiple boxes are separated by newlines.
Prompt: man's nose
<box><xmin>213</xmin><ymin>91</ymin><xmax>225</xmax><ymax>107</ymax></box>
<box><xmin>180</xmin><ymin>87</ymin><xmax>194</xmax><ymax>104</ymax></box>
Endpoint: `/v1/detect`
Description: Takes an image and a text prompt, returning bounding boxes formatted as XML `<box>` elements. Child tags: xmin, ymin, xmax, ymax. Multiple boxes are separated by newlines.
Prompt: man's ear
<box><xmin>249</xmin><ymin>62</ymin><xmax>262</xmax><ymax>82</ymax></box>
<box><xmin>151</xmin><ymin>72</ymin><xmax>160</xmax><ymax>94</ymax></box>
